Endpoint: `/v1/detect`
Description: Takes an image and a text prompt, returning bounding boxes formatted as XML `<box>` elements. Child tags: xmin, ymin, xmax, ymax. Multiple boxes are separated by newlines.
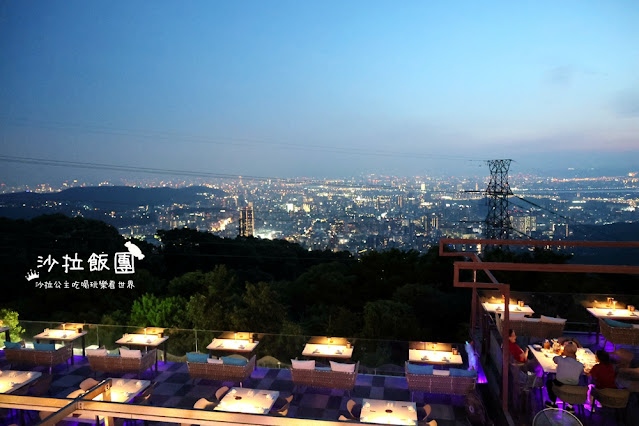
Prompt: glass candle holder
<box><xmin>607</xmin><ymin>297</ymin><xmax>613</xmax><ymax>307</ymax></box>
<box><xmin>452</xmin><ymin>347</ymin><xmax>459</xmax><ymax>356</ymax></box>
<box><xmin>518</xmin><ymin>300</ymin><xmax>525</xmax><ymax>307</ymax></box>
<box><xmin>629</xmin><ymin>305</ymin><xmax>636</xmax><ymax>312</ymax></box>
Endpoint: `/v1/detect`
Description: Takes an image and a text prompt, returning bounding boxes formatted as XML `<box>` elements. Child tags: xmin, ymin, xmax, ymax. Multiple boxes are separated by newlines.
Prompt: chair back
<box><xmin>193</xmin><ymin>397</ymin><xmax>216</xmax><ymax>410</ymax></box>
<box><xmin>79</xmin><ymin>377</ymin><xmax>100</xmax><ymax>390</ymax></box>
<box><xmin>554</xmin><ymin>385</ymin><xmax>588</xmax><ymax>405</ymax></box>
<box><xmin>215</xmin><ymin>385</ymin><xmax>229</xmax><ymax>402</ymax></box>
<box><xmin>593</xmin><ymin>388</ymin><xmax>630</xmax><ymax>409</ymax></box>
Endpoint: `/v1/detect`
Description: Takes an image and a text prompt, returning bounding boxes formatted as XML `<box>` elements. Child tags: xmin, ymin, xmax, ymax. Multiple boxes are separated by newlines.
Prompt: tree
<box><xmin>183</xmin><ymin>265</ymin><xmax>242</xmax><ymax>331</ymax></box>
<box><xmin>130</xmin><ymin>293</ymin><xmax>186</xmax><ymax>328</ymax></box>
<box><xmin>0</xmin><ymin>308</ymin><xmax>25</xmax><ymax>342</ymax></box>
<box><xmin>362</xmin><ymin>300</ymin><xmax>419</xmax><ymax>341</ymax></box>
<box><xmin>230</xmin><ymin>282</ymin><xmax>285</xmax><ymax>333</ymax></box>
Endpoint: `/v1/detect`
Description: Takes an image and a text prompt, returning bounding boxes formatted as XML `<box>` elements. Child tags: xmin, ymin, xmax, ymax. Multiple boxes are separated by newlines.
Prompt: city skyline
<box><xmin>1</xmin><ymin>1</ymin><xmax>639</xmax><ymax>185</ymax></box>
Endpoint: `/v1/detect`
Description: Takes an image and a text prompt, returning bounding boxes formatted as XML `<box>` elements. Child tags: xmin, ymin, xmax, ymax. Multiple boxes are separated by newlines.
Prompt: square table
<box><xmin>360</xmin><ymin>398</ymin><xmax>418</xmax><ymax>425</ymax></box>
<box><xmin>302</xmin><ymin>343</ymin><xmax>353</xmax><ymax>359</ymax></box>
<box><xmin>98</xmin><ymin>378</ymin><xmax>151</xmax><ymax>403</ymax></box>
<box><xmin>408</xmin><ymin>349</ymin><xmax>462</xmax><ymax>365</ymax></box>
<box><xmin>214</xmin><ymin>387</ymin><xmax>279</xmax><ymax>414</ymax></box>
<box><xmin>115</xmin><ymin>333</ymin><xmax>169</xmax><ymax>371</ymax></box>
<box><xmin>65</xmin><ymin>378</ymin><xmax>150</xmax><ymax>424</ymax></box>
<box><xmin>528</xmin><ymin>345</ymin><xmax>597</xmax><ymax>376</ymax></box>
<box><xmin>0</xmin><ymin>370</ymin><xmax>42</xmax><ymax>394</ymax></box>
<box><xmin>34</xmin><ymin>328</ymin><xmax>88</xmax><ymax>365</ymax></box>
<box><xmin>207</xmin><ymin>337</ymin><xmax>259</xmax><ymax>354</ymax></box>
<box><xmin>482</xmin><ymin>302</ymin><xmax>534</xmax><ymax>316</ymax></box>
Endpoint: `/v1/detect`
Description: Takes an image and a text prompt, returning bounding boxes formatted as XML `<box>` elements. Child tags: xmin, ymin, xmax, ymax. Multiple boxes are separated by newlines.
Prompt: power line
<box><xmin>1</xmin><ymin>116</ymin><xmax>485</xmax><ymax>162</ymax></box>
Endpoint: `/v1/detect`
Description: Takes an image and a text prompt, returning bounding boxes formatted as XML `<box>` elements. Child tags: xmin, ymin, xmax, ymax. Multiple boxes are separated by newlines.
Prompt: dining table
<box><xmin>0</xmin><ymin>370</ymin><xmax>42</xmax><ymax>394</ymax></box>
<box><xmin>115</xmin><ymin>332</ymin><xmax>169</xmax><ymax>370</ymax></box>
<box><xmin>214</xmin><ymin>387</ymin><xmax>280</xmax><ymax>414</ymax></box>
<box><xmin>63</xmin><ymin>378</ymin><xmax>151</xmax><ymax>424</ymax></box>
<box><xmin>528</xmin><ymin>344</ymin><xmax>597</xmax><ymax>378</ymax></box>
<box><xmin>34</xmin><ymin>326</ymin><xmax>88</xmax><ymax>365</ymax></box>
<box><xmin>482</xmin><ymin>302</ymin><xmax>534</xmax><ymax>316</ymax></box>
<box><xmin>360</xmin><ymin>398</ymin><xmax>418</xmax><ymax>425</ymax></box>
<box><xmin>408</xmin><ymin>349</ymin><xmax>462</xmax><ymax>365</ymax></box>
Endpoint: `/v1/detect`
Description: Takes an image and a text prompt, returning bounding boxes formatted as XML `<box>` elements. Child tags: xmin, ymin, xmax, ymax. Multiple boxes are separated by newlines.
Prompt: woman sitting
<box><xmin>589</xmin><ymin>350</ymin><xmax>616</xmax><ymax>389</ymax></box>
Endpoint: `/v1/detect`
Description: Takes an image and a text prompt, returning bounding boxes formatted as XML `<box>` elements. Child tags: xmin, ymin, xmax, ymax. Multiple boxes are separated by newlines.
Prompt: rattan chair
<box><xmin>553</xmin><ymin>385</ymin><xmax>588</xmax><ymax>417</ymax></box>
<box><xmin>600</xmin><ymin>318</ymin><xmax>639</xmax><ymax>349</ymax></box>
<box><xmin>270</xmin><ymin>399</ymin><xmax>292</xmax><ymax>416</ymax></box>
<box><xmin>214</xmin><ymin>385</ymin><xmax>229</xmax><ymax>403</ymax></box>
<box><xmin>416</xmin><ymin>403</ymin><xmax>432</xmax><ymax>421</ymax></box>
<box><xmin>591</xmin><ymin>388</ymin><xmax>630</xmax><ymax>424</ymax></box>
<box><xmin>79</xmin><ymin>377</ymin><xmax>100</xmax><ymax>390</ymax></box>
<box><xmin>346</xmin><ymin>399</ymin><xmax>361</xmax><ymax>420</ymax></box>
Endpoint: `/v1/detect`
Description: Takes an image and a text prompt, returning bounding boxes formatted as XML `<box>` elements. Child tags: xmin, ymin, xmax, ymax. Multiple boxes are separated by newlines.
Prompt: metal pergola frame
<box><xmin>438</xmin><ymin>238</ymin><xmax>639</xmax><ymax>414</ymax></box>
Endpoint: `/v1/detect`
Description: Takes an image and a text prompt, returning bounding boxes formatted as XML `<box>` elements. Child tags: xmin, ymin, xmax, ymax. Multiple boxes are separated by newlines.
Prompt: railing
<box><xmin>7</xmin><ymin>320</ymin><xmax>472</xmax><ymax>378</ymax></box>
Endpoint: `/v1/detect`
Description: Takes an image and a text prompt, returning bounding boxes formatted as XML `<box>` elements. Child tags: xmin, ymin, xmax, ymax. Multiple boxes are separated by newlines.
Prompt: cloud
<box><xmin>545</xmin><ymin>65</ymin><xmax>574</xmax><ymax>86</ymax></box>
<box><xmin>611</xmin><ymin>90</ymin><xmax>639</xmax><ymax>117</ymax></box>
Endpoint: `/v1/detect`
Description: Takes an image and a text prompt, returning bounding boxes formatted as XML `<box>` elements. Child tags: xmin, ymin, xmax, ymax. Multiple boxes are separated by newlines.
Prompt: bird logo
<box><xmin>124</xmin><ymin>242</ymin><xmax>145</xmax><ymax>260</ymax></box>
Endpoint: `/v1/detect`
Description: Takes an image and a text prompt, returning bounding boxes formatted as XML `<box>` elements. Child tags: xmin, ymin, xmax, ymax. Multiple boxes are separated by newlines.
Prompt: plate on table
<box><xmin>533</xmin><ymin>344</ymin><xmax>541</xmax><ymax>350</ymax></box>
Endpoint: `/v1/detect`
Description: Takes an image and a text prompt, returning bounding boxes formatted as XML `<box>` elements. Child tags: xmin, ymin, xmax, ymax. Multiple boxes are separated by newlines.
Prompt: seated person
<box><xmin>508</xmin><ymin>329</ymin><xmax>528</xmax><ymax>363</ymax></box>
<box><xmin>588</xmin><ymin>350</ymin><xmax>616</xmax><ymax>389</ymax></box>
<box><xmin>558</xmin><ymin>336</ymin><xmax>582</xmax><ymax>348</ymax></box>
<box><xmin>545</xmin><ymin>342</ymin><xmax>584</xmax><ymax>411</ymax></box>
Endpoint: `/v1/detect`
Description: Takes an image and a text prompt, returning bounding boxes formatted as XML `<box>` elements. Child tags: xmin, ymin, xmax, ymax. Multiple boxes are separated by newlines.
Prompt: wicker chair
<box><xmin>87</xmin><ymin>349</ymin><xmax>157</xmax><ymax>378</ymax></box>
<box><xmin>591</xmin><ymin>388</ymin><xmax>630</xmax><ymax>424</ymax></box>
<box><xmin>4</xmin><ymin>345</ymin><xmax>72</xmax><ymax>373</ymax></box>
<box><xmin>553</xmin><ymin>385</ymin><xmax>588</xmax><ymax>417</ymax></box>
<box><xmin>599</xmin><ymin>318</ymin><xmax>639</xmax><ymax>348</ymax></box>
<box><xmin>405</xmin><ymin>362</ymin><xmax>476</xmax><ymax>399</ymax></box>
<box><xmin>290</xmin><ymin>362</ymin><xmax>359</xmax><ymax>393</ymax></box>
<box><xmin>187</xmin><ymin>355</ymin><xmax>256</xmax><ymax>386</ymax></box>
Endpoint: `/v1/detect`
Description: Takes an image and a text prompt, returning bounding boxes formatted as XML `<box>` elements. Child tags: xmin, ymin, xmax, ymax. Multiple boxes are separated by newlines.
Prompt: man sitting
<box><xmin>545</xmin><ymin>341</ymin><xmax>584</xmax><ymax>412</ymax></box>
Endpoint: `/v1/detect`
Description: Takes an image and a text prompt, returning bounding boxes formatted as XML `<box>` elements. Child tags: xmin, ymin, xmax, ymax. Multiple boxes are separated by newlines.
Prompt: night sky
<box><xmin>1</xmin><ymin>1</ymin><xmax>638</xmax><ymax>185</ymax></box>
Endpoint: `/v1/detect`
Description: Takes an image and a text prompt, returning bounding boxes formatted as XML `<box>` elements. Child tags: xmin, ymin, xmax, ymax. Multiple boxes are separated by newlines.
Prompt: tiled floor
<box><xmin>0</xmin><ymin>353</ymin><xmax>471</xmax><ymax>425</ymax></box>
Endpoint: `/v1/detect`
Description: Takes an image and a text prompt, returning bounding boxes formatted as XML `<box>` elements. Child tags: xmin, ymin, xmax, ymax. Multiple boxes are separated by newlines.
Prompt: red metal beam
<box><xmin>440</xmin><ymin>238</ymin><xmax>639</xmax><ymax>249</ymax></box>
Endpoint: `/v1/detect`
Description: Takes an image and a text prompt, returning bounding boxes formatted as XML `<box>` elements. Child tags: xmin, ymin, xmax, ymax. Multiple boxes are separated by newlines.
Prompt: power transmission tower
<box><xmin>485</xmin><ymin>159</ymin><xmax>513</xmax><ymax>239</ymax></box>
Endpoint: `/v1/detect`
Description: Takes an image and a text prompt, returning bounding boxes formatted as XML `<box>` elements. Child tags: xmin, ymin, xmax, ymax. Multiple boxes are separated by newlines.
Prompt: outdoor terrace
<box><xmin>1</xmin><ymin>321</ymin><xmax>477</xmax><ymax>425</ymax></box>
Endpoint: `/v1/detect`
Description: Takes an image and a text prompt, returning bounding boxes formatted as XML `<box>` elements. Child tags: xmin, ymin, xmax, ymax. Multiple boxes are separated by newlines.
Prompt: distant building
<box><xmin>512</xmin><ymin>215</ymin><xmax>536</xmax><ymax>236</ymax></box>
<box><xmin>239</xmin><ymin>202</ymin><xmax>254</xmax><ymax>237</ymax></box>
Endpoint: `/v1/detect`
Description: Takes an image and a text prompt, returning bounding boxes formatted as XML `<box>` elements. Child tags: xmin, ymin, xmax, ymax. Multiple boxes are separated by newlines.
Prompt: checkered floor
<box><xmin>1</xmin><ymin>354</ymin><xmax>471</xmax><ymax>425</ymax></box>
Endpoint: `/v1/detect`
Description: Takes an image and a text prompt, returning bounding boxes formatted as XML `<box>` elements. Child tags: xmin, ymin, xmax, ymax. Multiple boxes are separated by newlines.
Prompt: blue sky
<box><xmin>1</xmin><ymin>1</ymin><xmax>638</xmax><ymax>184</ymax></box>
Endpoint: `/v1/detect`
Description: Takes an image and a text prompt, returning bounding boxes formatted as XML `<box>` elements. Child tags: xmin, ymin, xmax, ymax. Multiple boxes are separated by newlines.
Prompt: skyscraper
<box><xmin>239</xmin><ymin>202</ymin><xmax>254</xmax><ymax>237</ymax></box>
